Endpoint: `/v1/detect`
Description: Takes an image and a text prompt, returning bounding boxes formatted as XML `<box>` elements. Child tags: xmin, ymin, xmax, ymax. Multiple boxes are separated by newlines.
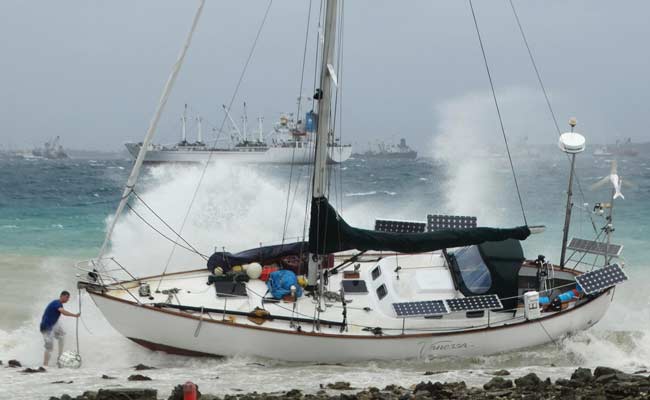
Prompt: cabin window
<box><xmin>376</xmin><ymin>284</ymin><xmax>388</xmax><ymax>300</ymax></box>
<box><xmin>452</xmin><ymin>246</ymin><xmax>492</xmax><ymax>294</ymax></box>
<box><xmin>371</xmin><ymin>265</ymin><xmax>381</xmax><ymax>280</ymax></box>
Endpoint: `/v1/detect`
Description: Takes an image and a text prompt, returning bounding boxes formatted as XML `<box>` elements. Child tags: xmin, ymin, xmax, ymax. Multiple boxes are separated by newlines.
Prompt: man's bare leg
<box><xmin>57</xmin><ymin>337</ymin><xmax>64</xmax><ymax>363</ymax></box>
<box><xmin>43</xmin><ymin>350</ymin><xmax>50</xmax><ymax>367</ymax></box>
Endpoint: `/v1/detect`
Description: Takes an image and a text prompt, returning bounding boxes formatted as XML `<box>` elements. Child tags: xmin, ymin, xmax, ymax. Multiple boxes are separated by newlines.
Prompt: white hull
<box><xmin>89</xmin><ymin>288</ymin><xmax>612</xmax><ymax>362</ymax></box>
<box><xmin>125</xmin><ymin>142</ymin><xmax>351</xmax><ymax>164</ymax></box>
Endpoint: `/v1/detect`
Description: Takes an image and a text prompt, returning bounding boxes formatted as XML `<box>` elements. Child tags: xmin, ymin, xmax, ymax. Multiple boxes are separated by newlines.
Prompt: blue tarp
<box><xmin>267</xmin><ymin>270</ymin><xmax>303</xmax><ymax>299</ymax></box>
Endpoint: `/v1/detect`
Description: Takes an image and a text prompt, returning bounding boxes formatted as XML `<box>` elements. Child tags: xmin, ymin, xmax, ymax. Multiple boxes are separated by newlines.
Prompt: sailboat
<box><xmin>77</xmin><ymin>0</ymin><xmax>628</xmax><ymax>362</ymax></box>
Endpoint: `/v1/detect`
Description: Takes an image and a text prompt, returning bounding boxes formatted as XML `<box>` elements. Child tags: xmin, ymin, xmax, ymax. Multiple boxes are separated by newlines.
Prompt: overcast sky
<box><xmin>1</xmin><ymin>1</ymin><xmax>649</xmax><ymax>152</ymax></box>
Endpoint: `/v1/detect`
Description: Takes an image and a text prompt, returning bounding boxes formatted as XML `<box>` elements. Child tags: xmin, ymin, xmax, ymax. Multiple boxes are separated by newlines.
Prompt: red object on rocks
<box><xmin>183</xmin><ymin>381</ymin><xmax>197</xmax><ymax>400</ymax></box>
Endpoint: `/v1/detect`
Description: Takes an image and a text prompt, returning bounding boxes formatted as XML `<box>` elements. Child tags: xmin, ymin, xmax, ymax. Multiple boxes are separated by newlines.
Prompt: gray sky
<box><xmin>1</xmin><ymin>1</ymin><xmax>649</xmax><ymax>151</ymax></box>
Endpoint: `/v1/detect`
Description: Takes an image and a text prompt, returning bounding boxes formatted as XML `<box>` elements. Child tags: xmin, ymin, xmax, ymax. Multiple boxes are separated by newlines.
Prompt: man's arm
<box><xmin>58</xmin><ymin>307</ymin><xmax>80</xmax><ymax>318</ymax></box>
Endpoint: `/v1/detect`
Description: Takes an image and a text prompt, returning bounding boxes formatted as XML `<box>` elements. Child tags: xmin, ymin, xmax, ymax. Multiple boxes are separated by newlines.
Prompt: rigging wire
<box><xmin>468</xmin><ymin>0</ymin><xmax>528</xmax><ymax>226</ymax></box>
<box><xmin>282</xmin><ymin>0</ymin><xmax>314</xmax><ymax>242</ymax></box>
<box><xmin>507</xmin><ymin>0</ymin><xmax>598</xmax><ymax>235</ymax></box>
<box><xmin>155</xmin><ymin>0</ymin><xmax>274</xmax><ymax>291</ymax></box>
<box><xmin>131</xmin><ymin>191</ymin><xmax>207</xmax><ymax>259</ymax></box>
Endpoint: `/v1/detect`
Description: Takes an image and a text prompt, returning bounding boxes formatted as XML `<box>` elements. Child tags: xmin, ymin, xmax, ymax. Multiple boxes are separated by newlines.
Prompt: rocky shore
<box><xmin>41</xmin><ymin>366</ymin><xmax>649</xmax><ymax>400</ymax></box>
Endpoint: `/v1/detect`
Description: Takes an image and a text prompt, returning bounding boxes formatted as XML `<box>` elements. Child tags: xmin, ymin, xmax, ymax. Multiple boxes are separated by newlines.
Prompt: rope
<box><xmin>468</xmin><ymin>0</ymin><xmax>527</xmax><ymax>226</ymax></box>
<box><xmin>76</xmin><ymin>288</ymin><xmax>81</xmax><ymax>356</ymax></box>
<box><xmin>507</xmin><ymin>0</ymin><xmax>597</xmax><ymax>234</ymax></box>
<box><xmin>155</xmin><ymin>0</ymin><xmax>273</xmax><ymax>291</ymax></box>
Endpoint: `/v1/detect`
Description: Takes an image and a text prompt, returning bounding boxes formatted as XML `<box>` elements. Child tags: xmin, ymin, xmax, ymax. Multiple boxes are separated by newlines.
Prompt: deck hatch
<box><xmin>341</xmin><ymin>279</ymin><xmax>368</xmax><ymax>294</ymax></box>
<box><xmin>445</xmin><ymin>294</ymin><xmax>502</xmax><ymax>312</ymax></box>
<box><xmin>214</xmin><ymin>281</ymin><xmax>247</xmax><ymax>297</ymax></box>
<box><xmin>392</xmin><ymin>300</ymin><xmax>448</xmax><ymax>317</ymax></box>
<box><xmin>575</xmin><ymin>263</ymin><xmax>627</xmax><ymax>294</ymax></box>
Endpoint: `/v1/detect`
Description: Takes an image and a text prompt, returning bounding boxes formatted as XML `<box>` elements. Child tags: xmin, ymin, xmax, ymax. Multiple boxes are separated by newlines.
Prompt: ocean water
<box><xmin>1</xmin><ymin>151</ymin><xmax>649</xmax><ymax>399</ymax></box>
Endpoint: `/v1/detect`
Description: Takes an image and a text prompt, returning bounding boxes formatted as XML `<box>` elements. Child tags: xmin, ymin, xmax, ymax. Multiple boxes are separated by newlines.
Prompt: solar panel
<box><xmin>375</xmin><ymin>219</ymin><xmax>426</xmax><ymax>233</ymax></box>
<box><xmin>445</xmin><ymin>294</ymin><xmax>502</xmax><ymax>312</ymax></box>
<box><xmin>567</xmin><ymin>238</ymin><xmax>623</xmax><ymax>258</ymax></box>
<box><xmin>576</xmin><ymin>263</ymin><xmax>628</xmax><ymax>295</ymax></box>
<box><xmin>427</xmin><ymin>214</ymin><xmax>477</xmax><ymax>231</ymax></box>
<box><xmin>393</xmin><ymin>300</ymin><xmax>448</xmax><ymax>317</ymax></box>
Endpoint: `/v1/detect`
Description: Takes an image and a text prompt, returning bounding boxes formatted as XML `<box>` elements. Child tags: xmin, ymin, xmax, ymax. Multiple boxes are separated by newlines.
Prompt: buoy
<box><xmin>183</xmin><ymin>381</ymin><xmax>198</xmax><ymax>400</ymax></box>
<box><xmin>245</xmin><ymin>262</ymin><xmax>262</xmax><ymax>279</ymax></box>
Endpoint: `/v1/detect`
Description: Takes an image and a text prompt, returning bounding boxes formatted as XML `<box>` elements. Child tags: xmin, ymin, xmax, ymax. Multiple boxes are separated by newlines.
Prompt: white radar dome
<box><xmin>558</xmin><ymin>132</ymin><xmax>586</xmax><ymax>154</ymax></box>
<box><xmin>246</xmin><ymin>262</ymin><xmax>263</xmax><ymax>279</ymax></box>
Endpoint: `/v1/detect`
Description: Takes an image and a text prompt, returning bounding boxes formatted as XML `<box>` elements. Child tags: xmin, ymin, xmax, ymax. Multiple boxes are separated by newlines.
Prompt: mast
<box><xmin>181</xmin><ymin>104</ymin><xmax>188</xmax><ymax>143</ymax></box>
<box><xmin>308</xmin><ymin>0</ymin><xmax>338</xmax><ymax>288</ymax></box>
<box><xmin>222</xmin><ymin>105</ymin><xmax>243</xmax><ymax>142</ymax></box>
<box><xmin>197</xmin><ymin>115</ymin><xmax>203</xmax><ymax>143</ymax></box>
<box><xmin>257</xmin><ymin>116</ymin><xmax>264</xmax><ymax>142</ymax></box>
<box><xmin>96</xmin><ymin>0</ymin><xmax>205</xmax><ymax>264</ymax></box>
<box><xmin>243</xmin><ymin>102</ymin><xmax>248</xmax><ymax>143</ymax></box>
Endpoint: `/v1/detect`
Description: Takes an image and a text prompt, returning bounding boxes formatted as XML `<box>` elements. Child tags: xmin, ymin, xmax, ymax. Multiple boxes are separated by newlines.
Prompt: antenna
<box><xmin>558</xmin><ymin>117</ymin><xmax>586</xmax><ymax>267</ymax></box>
<box><xmin>181</xmin><ymin>104</ymin><xmax>188</xmax><ymax>144</ymax></box>
<box><xmin>196</xmin><ymin>115</ymin><xmax>203</xmax><ymax>144</ymax></box>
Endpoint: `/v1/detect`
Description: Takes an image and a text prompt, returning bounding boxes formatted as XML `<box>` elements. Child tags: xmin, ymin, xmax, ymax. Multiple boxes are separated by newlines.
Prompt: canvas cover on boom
<box><xmin>308</xmin><ymin>196</ymin><xmax>530</xmax><ymax>255</ymax></box>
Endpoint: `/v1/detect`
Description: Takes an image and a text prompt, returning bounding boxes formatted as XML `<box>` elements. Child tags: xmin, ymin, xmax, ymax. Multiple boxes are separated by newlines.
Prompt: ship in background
<box><xmin>125</xmin><ymin>102</ymin><xmax>352</xmax><ymax>164</ymax></box>
<box><xmin>353</xmin><ymin>138</ymin><xmax>417</xmax><ymax>160</ymax></box>
<box><xmin>32</xmin><ymin>136</ymin><xmax>68</xmax><ymax>159</ymax></box>
<box><xmin>593</xmin><ymin>138</ymin><xmax>639</xmax><ymax>157</ymax></box>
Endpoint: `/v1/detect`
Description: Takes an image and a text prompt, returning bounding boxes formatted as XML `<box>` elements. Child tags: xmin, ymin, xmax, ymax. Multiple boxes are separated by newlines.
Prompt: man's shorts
<box><xmin>42</xmin><ymin>324</ymin><xmax>65</xmax><ymax>351</ymax></box>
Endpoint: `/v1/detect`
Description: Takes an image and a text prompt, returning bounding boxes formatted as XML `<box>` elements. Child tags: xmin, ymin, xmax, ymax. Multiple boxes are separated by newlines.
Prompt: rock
<box><xmin>80</xmin><ymin>391</ymin><xmax>98</xmax><ymax>400</ymax></box>
<box><xmin>514</xmin><ymin>373</ymin><xmax>542</xmax><ymax>389</ymax></box>
<box><xmin>101</xmin><ymin>374</ymin><xmax>117</xmax><ymax>380</ymax></box>
<box><xmin>327</xmin><ymin>382</ymin><xmax>354</xmax><ymax>390</ymax></box>
<box><xmin>127</xmin><ymin>374</ymin><xmax>152</xmax><ymax>381</ymax></box>
<box><xmin>48</xmin><ymin>397</ymin><xmax>60</xmax><ymax>400</ymax></box>
<box><xmin>51</xmin><ymin>380</ymin><xmax>74</xmax><ymax>384</ymax></box>
<box><xmin>483</xmin><ymin>377</ymin><xmax>513</xmax><ymax>390</ymax></box>
<box><xmin>21</xmin><ymin>366</ymin><xmax>47</xmax><ymax>373</ymax></box>
<box><xmin>285</xmin><ymin>389</ymin><xmax>302</xmax><ymax>397</ymax></box>
<box><xmin>60</xmin><ymin>395</ymin><xmax>73</xmax><ymax>400</ymax></box>
<box><xmin>593</xmin><ymin>366</ymin><xmax>622</xmax><ymax>377</ymax></box>
<box><xmin>633</xmin><ymin>369</ymin><xmax>648</xmax><ymax>374</ymax></box>
<box><xmin>133</xmin><ymin>363</ymin><xmax>156</xmax><ymax>371</ymax></box>
<box><xmin>96</xmin><ymin>388</ymin><xmax>157</xmax><ymax>400</ymax></box>
<box><xmin>489</xmin><ymin>369</ymin><xmax>511</xmax><ymax>376</ymax></box>
<box><xmin>8</xmin><ymin>359</ymin><xmax>22</xmax><ymax>367</ymax></box>
<box><xmin>422</xmin><ymin>370</ymin><xmax>446</xmax><ymax>376</ymax></box>
<box><xmin>570</xmin><ymin>367</ymin><xmax>593</xmax><ymax>382</ymax></box>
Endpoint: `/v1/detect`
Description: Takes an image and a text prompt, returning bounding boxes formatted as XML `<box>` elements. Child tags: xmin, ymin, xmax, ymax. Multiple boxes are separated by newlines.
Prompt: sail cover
<box><xmin>308</xmin><ymin>196</ymin><xmax>530</xmax><ymax>255</ymax></box>
<box><xmin>207</xmin><ymin>241</ymin><xmax>307</xmax><ymax>273</ymax></box>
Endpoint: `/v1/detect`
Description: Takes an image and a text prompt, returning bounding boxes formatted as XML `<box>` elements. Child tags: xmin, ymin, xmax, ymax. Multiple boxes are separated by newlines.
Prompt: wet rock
<box><xmin>127</xmin><ymin>374</ymin><xmax>152</xmax><ymax>381</ymax></box>
<box><xmin>101</xmin><ymin>374</ymin><xmax>117</xmax><ymax>379</ymax></box>
<box><xmin>633</xmin><ymin>369</ymin><xmax>648</xmax><ymax>374</ymax></box>
<box><xmin>483</xmin><ymin>377</ymin><xmax>513</xmax><ymax>390</ymax></box>
<box><xmin>21</xmin><ymin>366</ymin><xmax>46</xmax><ymax>373</ymax></box>
<box><xmin>514</xmin><ymin>373</ymin><xmax>542</xmax><ymax>389</ymax></box>
<box><xmin>133</xmin><ymin>363</ymin><xmax>156</xmax><ymax>371</ymax></box>
<box><xmin>422</xmin><ymin>370</ymin><xmax>446</xmax><ymax>376</ymax></box>
<box><xmin>327</xmin><ymin>382</ymin><xmax>354</xmax><ymax>390</ymax></box>
<box><xmin>8</xmin><ymin>359</ymin><xmax>22</xmax><ymax>367</ymax></box>
<box><xmin>593</xmin><ymin>366</ymin><xmax>622</xmax><ymax>377</ymax></box>
<box><xmin>570</xmin><ymin>367</ymin><xmax>593</xmax><ymax>382</ymax></box>
<box><xmin>96</xmin><ymin>389</ymin><xmax>157</xmax><ymax>400</ymax></box>
<box><xmin>51</xmin><ymin>380</ymin><xmax>74</xmax><ymax>384</ymax></box>
<box><xmin>48</xmin><ymin>397</ymin><xmax>60</xmax><ymax>400</ymax></box>
<box><xmin>489</xmin><ymin>369</ymin><xmax>511</xmax><ymax>376</ymax></box>
<box><xmin>285</xmin><ymin>389</ymin><xmax>302</xmax><ymax>397</ymax></box>
<box><xmin>79</xmin><ymin>391</ymin><xmax>98</xmax><ymax>400</ymax></box>
<box><xmin>60</xmin><ymin>395</ymin><xmax>73</xmax><ymax>400</ymax></box>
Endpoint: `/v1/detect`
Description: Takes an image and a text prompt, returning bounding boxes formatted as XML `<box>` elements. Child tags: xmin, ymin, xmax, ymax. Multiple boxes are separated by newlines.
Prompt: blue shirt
<box><xmin>40</xmin><ymin>300</ymin><xmax>63</xmax><ymax>332</ymax></box>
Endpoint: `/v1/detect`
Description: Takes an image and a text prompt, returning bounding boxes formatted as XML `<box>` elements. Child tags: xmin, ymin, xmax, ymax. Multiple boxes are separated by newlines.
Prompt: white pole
<box><xmin>243</xmin><ymin>102</ymin><xmax>248</xmax><ymax>143</ymax></box>
<box><xmin>97</xmin><ymin>0</ymin><xmax>206</xmax><ymax>263</ymax></box>
<box><xmin>181</xmin><ymin>104</ymin><xmax>187</xmax><ymax>143</ymax></box>
<box><xmin>258</xmin><ymin>116</ymin><xmax>264</xmax><ymax>142</ymax></box>
<box><xmin>197</xmin><ymin>116</ymin><xmax>203</xmax><ymax>143</ymax></box>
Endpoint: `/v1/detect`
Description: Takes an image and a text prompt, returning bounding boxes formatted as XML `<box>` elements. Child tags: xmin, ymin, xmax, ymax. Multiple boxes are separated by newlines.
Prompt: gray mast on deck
<box><xmin>308</xmin><ymin>0</ymin><xmax>338</xmax><ymax>288</ymax></box>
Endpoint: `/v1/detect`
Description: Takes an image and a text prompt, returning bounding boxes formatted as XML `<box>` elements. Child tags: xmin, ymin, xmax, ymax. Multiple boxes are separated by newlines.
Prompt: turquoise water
<box><xmin>0</xmin><ymin>152</ymin><xmax>648</xmax><ymax>399</ymax></box>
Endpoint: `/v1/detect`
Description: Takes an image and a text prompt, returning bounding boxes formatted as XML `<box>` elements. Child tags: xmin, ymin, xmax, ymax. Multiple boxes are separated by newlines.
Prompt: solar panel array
<box><xmin>576</xmin><ymin>263</ymin><xmax>628</xmax><ymax>294</ymax></box>
<box><xmin>375</xmin><ymin>219</ymin><xmax>426</xmax><ymax>233</ymax></box>
<box><xmin>427</xmin><ymin>214</ymin><xmax>477</xmax><ymax>231</ymax></box>
<box><xmin>445</xmin><ymin>294</ymin><xmax>503</xmax><ymax>312</ymax></box>
<box><xmin>393</xmin><ymin>300</ymin><xmax>448</xmax><ymax>317</ymax></box>
<box><xmin>568</xmin><ymin>238</ymin><xmax>623</xmax><ymax>257</ymax></box>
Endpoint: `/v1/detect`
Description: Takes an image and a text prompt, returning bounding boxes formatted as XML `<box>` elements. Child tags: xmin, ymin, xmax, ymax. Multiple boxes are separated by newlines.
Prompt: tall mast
<box><xmin>312</xmin><ymin>0</ymin><xmax>337</xmax><ymax>199</ymax></box>
<box><xmin>257</xmin><ymin>116</ymin><xmax>264</xmax><ymax>142</ymax></box>
<box><xmin>181</xmin><ymin>104</ymin><xmax>188</xmax><ymax>143</ymax></box>
<box><xmin>96</xmin><ymin>0</ymin><xmax>205</xmax><ymax>263</ymax></box>
<box><xmin>307</xmin><ymin>0</ymin><xmax>338</xmax><ymax>291</ymax></box>
<box><xmin>197</xmin><ymin>115</ymin><xmax>203</xmax><ymax>143</ymax></box>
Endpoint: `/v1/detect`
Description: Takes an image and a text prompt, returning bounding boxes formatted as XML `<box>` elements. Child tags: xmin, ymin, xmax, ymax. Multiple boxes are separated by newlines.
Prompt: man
<box><xmin>40</xmin><ymin>290</ymin><xmax>80</xmax><ymax>367</ymax></box>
